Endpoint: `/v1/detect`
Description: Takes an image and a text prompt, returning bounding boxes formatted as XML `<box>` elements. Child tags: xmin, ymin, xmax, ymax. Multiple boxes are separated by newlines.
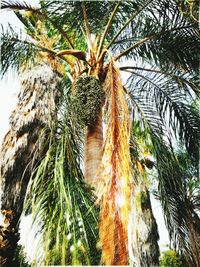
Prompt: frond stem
<box><xmin>120</xmin><ymin>66</ymin><xmax>162</xmax><ymax>73</ymax></box>
<box><xmin>97</xmin><ymin>0</ymin><xmax>121</xmax><ymax>59</ymax></box>
<box><xmin>82</xmin><ymin>1</ymin><xmax>91</xmax><ymax>46</ymax></box>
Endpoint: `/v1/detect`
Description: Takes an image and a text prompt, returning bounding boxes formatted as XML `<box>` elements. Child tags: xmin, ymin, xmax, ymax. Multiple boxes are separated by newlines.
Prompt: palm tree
<box><xmin>0</xmin><ymin>63</ymin><xmax>62</xmax><ymax>266</ymax></box>
<box><xmin>0</xmin><ymin>0</ymin><xmax>199</xmax><ymax>266</ymax></box>
<box><xmin>0</xmin><ymin>14</ymin><xmax>63</xmax><ymax>266</ymax></box>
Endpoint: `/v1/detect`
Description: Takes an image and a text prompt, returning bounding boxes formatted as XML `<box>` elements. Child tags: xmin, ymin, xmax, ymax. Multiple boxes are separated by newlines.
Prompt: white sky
<box><xmin>0</xmin><ymin>2</ymin><xmax>170</xmax><ymax>263</ymax></box>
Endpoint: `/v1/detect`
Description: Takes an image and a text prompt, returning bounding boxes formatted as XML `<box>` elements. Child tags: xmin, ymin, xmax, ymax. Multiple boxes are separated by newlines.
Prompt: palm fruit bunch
<box><xmin>71</xmin><ymin>75</ymin><xmax>103</xmax><ymax>126</ymax></box>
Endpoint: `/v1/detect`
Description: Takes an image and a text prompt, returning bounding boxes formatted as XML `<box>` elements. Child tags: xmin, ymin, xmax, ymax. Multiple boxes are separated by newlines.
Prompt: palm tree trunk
<box><xmin>188</xmin><ymin>221</ymin><xmax>200</xmax><ymax>267</ymax></box>
<box><xmin>184</xmin><ymin>206</ymin><xmax>200</xmax><ymax>267</ymax></box>
<box><xmin>0</xmin><ymin>64</ymin><xmax>61</xmax><ymax>266</ymax></box>
<box><xmin>130</xmin><ymin>184</ymin><xmax>160</xmax><ymax>267</ymax></box>
<box><xmin>84</xmin><ymin>109</ymin><xmax>103</xmax><ymax>185</ymax></box>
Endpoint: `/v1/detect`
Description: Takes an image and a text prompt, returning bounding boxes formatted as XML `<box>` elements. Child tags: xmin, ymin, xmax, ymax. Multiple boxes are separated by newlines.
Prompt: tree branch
<box><xmin>97</xmin><ymin>0</ymin><xmax>121</xmax><ymax>59</ymax></box>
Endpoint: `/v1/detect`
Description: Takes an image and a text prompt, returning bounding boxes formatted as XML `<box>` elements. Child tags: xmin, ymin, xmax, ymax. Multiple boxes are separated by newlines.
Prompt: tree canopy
<box><xmin>0</xmin><ymin>0</ymin><xmax>199</xmax><ymax>266</ymax></box>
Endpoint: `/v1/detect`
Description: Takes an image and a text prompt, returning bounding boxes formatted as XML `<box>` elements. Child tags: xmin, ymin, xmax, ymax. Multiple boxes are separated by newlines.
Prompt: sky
<box><xmin>0</xmin><ymin>2</ymin><xmax>170</xmax><ymax>262</ymax></box>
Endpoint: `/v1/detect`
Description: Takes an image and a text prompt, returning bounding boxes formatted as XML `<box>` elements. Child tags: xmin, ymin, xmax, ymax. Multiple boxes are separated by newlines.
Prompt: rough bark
<box><xmin>0</xmin><ymin>64</ymin><xmax>61</xmax><ymax>266</ymax></box>
<box><xmin>84</xmin><ymin>109</ymin><xmax>103</xmax><ymax>185</ymax></box>
<box><xmin>188</xmin><ymin>220</ymin><xmax>200</xmax><ymax>267</ymax></box>
<box><xmin>0</xmin><ymin>210</ymin><xmax>20</xmax><ymax>267</ymax></box>
<box><xmin>130</xmin><ymin>184</ymin><xmax>160</xmax><ymax>267</ymax></box>
<box><xmin>182</xmin><ymin>202</ymin><xmax>200</xmax><ymax>267</ymax></box>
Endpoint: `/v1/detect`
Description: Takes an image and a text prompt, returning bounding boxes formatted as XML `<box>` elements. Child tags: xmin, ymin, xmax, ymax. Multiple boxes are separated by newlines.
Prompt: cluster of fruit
<box><xmin>71</xmin><ymin>76</ymin><xmax>103</xmax><ymax>127</ymax></box>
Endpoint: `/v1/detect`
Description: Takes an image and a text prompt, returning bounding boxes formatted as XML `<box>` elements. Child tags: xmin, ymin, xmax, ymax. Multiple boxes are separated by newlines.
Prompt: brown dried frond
<box><xmin>97</xmin><ymin>57</ymin><xmax>132</xmax><ymax>265</ymax></box>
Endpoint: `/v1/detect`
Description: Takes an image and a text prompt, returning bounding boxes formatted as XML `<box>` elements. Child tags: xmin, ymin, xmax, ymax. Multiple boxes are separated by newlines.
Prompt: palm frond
<box><xmin>120</xmin><ymin>66</ymin><xmax>200</xmax><ymax>96</ymax></box>
<box><xmin>96</xmin><ymin>57</ymin><xmax>132</xmax><ymax>265</ymax></box>
<box><xmin>97</xmin><ymin>0</ymin><xmax>121</xmax><ymax>58</ymax></box>
<box><xmin>176</xmin><ymin>148</ymin><xmax>200</xmax><ymax>215</ymax></box>
<box><xmin>128</xmin><ymin>90</ymin><xmax>200</xmax><ymax>265</ymax></box>
<box><xmin>37</xmin><ymin>1</ymin><xmax>116</xmax><ymax>47</ymax></box>
<box><xmin>0</xmin><ymin>24</ymin><xmax>39</xmax><ymax>76</ymax></box>
<box><xmin>0</xmin><ymin>23</ymin><xmax>65</xmax><ymax>76</ymax></box>
<box><xmin>151</xmin><ymin>136</ymin><xmax>200</xmax><ymax>266</ymax></box>
<box><xmin>107</xmin><ymin>0</ymin><xmax>154</xmax><ymax>49</ymax></box>
<box><xmin>1</xmin><ymin>0</ymin><xmax>74</xmax><ymax>48</ymax></box>
<box><xmin>115</xmin><ymin>25</ymin><xmax>199</xmax><ymax>72</ymax></box>
<box><xmin>14</xmin><ymin>11</ymin><xmax>38</xmax><ymax>38</ymax></box>
<box><xmin>24</xmin><ymin>113</ymin><xmax>100</xmax><ymax>265</ymax></box>
<box><xmin>0</xmin><ymin>22</ymin><xmax>71</xmax><ymax>77</ymax></box>
<box><xmin>126</xmin><ymin>69</ymin><xmax>200</xmax><ymax>166</ymax></box>
<box><xmin>1</xmin><ymin>0</ymin><xmax>38</xmax><ymax>11</ymax></box>
<box><xmin>127</xmin><ymin>83</ymin><xmax>200</xmax><ymax>265</ymax></box>
<box><xmin>129</xmin><ymin>102</ymin><xmax>200</xmax><ymax>265</ymax></box>
<box><xmin>110</xmin><ymin>0</ymin><xmax>199</xmax><ymax>72</ymax></box>
<box><xmin>128</xmin><ymin>89</ymin><xmax>166</xmax><ymax>143</ymax></box>
<box><xmin>36</xmin><ymin>0</ymin><xmax>149</xmax><ymax>51</ymax></box>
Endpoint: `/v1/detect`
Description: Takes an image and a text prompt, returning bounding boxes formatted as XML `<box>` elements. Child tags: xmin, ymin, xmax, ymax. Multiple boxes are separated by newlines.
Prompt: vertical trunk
<box><xmin>0</xmin><ymin>64</ymin><xmax>61</xmax><ymax>266</ymax></box>
<box><xmin>130</xmin><ymin>184</ymin><xmax>160</xmax><ymax>267</ymax></box>
<box><xmin>84</xmin><ymin>109</ymin><xmax>103</xmax><ymax>185</ymax></box>
<box><xmin>182</xmin><ymin>203</ymin><xmax>200</xmax><ymax>267</ymax></box>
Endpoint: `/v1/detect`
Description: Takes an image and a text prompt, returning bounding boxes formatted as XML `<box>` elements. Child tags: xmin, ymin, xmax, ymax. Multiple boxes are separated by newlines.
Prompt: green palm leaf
<box><xmin>151</xmin><ymin>136</ymin><xmax>200</xmax><ymax>266</ymax></box>
<box><xmin>25</xmin><ymin>114</ymin><xmax>100</xmax><ymax>265</ymax></box>
<box><xmin>0</xmin><ymin>24</ymin><xmax>39</xmax><ymax>76</ymax></box>
<box><xmin>128</xmin><ymin>97</ymin><xmax>200</xmax><ymax>265</ymax></box>
<box><xmin>126</xmin><ymin>68</ymin><xmax>200</xmax><ymax>165</ymax></box>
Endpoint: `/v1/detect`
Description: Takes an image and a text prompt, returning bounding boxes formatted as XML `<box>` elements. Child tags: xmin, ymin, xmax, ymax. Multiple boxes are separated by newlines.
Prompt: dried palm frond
<box><xmin>96</xmin><ymin>57</ymin><xmax>132</xmax><ymax>265</ymax></box>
